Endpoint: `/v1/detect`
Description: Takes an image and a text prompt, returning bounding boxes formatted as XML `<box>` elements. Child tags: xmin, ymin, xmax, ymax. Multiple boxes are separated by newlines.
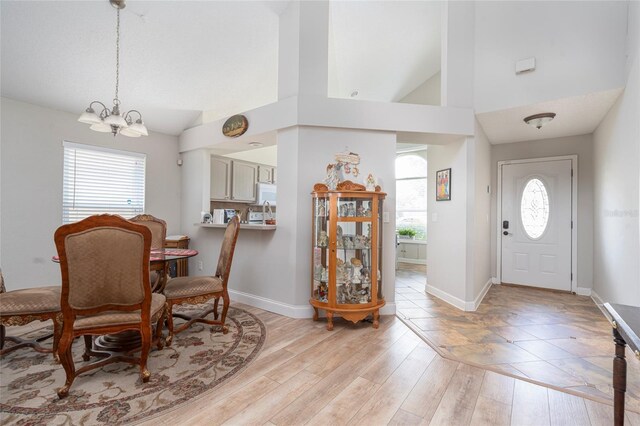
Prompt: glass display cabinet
<box><xmin>311</xmin><ymin>183</ymin><xmax>386</xmax><ymax>330</ymax></box>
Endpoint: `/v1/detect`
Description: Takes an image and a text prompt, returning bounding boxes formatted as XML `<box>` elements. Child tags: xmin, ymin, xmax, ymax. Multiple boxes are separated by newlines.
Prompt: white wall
<box><xmin>468</xmin><ymin>121</ymin><xmax>492</xmax><ymax>301</ymax></box>
<box><xmin>0</xmin><ymin>97</ymin><xmax>181</xmax><ymax>289</ymax></box>
<box><xmin>592</xmin><ymin>34</ymin><xmax>640</xmax><ymax>305</ymax></box>
<box><xmin>181</xmin><ymin>126</ymin><xmax>397</xmax><ymax>317</ymax></box>
<box><xmin>441</xmin><ymin>1</ymin><xmax>474</xmax><ymax>108</ymax></box>
<box><xmin>474</xmin><ymin>1</ymin><xmax>627</xmax><ymax>113</ymax></box>
<box><xmin>426</xmin><ymin>137</ymin><xmax>468</xmax><ymax>302</ymax></box>
<box><xmin>490</xmin><ymin>134</ymin><xmax>594</xmax><ymax>291</ymax></box>
<box><xmin>399</xmin><ymin>72</ymin><xmax>441</xmax><ymax>106</ymax></box>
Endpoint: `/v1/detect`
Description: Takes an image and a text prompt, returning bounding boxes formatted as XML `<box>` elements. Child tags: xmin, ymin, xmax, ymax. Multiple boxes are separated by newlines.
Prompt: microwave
<box><xmin>256</xmin><ymin>183</ymin><xmax>276</xmax><ymax>206</ymax></box>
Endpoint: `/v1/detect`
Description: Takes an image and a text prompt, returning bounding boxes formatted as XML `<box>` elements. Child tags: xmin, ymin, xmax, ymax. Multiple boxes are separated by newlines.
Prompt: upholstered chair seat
<box><xmin>74</xmin><ymin>293</ymin><xmax>165</xmax><ymax>329</ymax></box>
<box><xmin>164</xmin><ymin>216</ymin><xmax>240</xmax><ymax>344</ymax></box>
<box><xmin>0</xmin><ymin>269</ymin><xmax>61</xmax><ymax>358</ymax></box>
<box><xmin>163</xmin><ymin>276</ymin><xmax>223</xmax><ymax>299</ymax></box>
<box><xmin>0</xmin><ymin>286</ymin><xmax>61</xmax><ymax>315</ymax></box>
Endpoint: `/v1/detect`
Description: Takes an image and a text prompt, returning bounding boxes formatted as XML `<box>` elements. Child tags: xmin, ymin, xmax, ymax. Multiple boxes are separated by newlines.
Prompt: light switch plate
<box><xmin>383</xmin><ymin>212</ymin><xmax>390</xmax><ymax>223</ymax></box>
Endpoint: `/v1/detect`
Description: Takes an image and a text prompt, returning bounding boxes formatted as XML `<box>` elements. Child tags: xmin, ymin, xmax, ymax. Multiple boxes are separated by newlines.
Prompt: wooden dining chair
<box><xmin>0</xmin><ymin>269</ymin><xmax>61</xmax><ymax>359</ymax></box>
<box><xmin>130</xmin><ymin>214</ymin><xmax>168</xmax><ymax>292</ymax></box>
<box><xmin>163</xmin><ymin>216</ymin><xmax>240</xmax><ymax>345</ymax></box>
<box><xmin>54</xmin><ymin>214</ymin><xmax>166</xmax><ymax>398</ymax></box>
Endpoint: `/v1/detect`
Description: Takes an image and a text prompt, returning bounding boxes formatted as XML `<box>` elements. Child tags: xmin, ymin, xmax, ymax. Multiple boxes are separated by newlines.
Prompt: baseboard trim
<box><xmin>425</xmin><ymin>284</ymin><xmax>466</xmax><ymax>311</ymax></box>
<box><xmin>466</xmin><ymin>279</ymin><xmax>493</xmax><ymax>311</ymax></box>
<box><xmin>591</xmin><ymin>289</ymin><xmax>604</xmax><ymax>306</ymax></box>
<box><xmin>575</xmin><ymin>287</ymin><xmax>592</xmax><ymax>296</ymax></box>
<box><xmin>491</xmin><ymin>277</ymin><xmax>500</xmax><ymax>285</ymax></box>
<box><xmin>229</xmin><ymin>289</ymin><xmax>396</xmax><ymax>318</ymax></box>
<box><xmin>229</xmin><ymin>289</ymin><xmax>314</xmax><ymax>319</ymax></box>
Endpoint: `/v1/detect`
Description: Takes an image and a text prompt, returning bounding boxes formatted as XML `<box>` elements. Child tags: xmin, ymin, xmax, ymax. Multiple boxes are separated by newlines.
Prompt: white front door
<box><xmin>501</xmin><ymin>159</ymin><xmax>572</xmax><ymax>291</ymax></box>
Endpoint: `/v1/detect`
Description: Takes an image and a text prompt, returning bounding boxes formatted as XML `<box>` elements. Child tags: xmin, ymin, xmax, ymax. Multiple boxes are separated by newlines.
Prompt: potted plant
<box><xmin>397</xmin><ymin>228</ymin><xmax>417</xmax><ymax>239</ymax></box>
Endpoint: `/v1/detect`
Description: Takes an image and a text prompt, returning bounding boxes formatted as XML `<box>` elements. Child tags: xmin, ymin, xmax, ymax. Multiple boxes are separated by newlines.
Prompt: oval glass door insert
<box><xmin>520</xmin><ymin>178</ymin><xmax>549</xmax><ymax>239</ymax></box>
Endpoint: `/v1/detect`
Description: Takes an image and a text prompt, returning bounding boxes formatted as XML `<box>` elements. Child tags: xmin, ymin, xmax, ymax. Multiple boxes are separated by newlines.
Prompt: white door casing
<box><xmin>500</xmin><ymin>159</ymin><xmax>573</xmax><ymax>291</ymax></box>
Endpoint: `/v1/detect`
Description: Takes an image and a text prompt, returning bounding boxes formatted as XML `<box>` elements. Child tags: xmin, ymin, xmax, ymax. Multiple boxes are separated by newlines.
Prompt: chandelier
<box><xmin>78</xmin><ymin>0</ymin><xmax>148</xmax><ymax>137</ymax></box>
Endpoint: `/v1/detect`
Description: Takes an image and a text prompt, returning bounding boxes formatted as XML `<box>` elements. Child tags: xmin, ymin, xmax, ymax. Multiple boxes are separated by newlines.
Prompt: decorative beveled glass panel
<box><xmin>520</xmin><ymin>178</ymin><xmax>550</xmax><ymax>239</ymax></box>
<box><xmin>336</xmin><ymin>197</ymin><xmax>373</xmax><ymax>218</ymax></box>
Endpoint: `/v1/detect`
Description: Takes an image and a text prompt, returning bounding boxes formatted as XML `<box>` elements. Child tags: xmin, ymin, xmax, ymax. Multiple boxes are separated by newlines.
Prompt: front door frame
<box><xmin>496</xmin><ymin>155</ymin><xmax>578</xmax><ymax>293</ymax></box>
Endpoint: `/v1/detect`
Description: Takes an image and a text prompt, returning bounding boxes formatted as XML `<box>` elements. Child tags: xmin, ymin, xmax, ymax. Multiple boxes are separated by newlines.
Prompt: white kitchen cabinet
<box><xmin>231</xmin><ymin>161</ymin><xmax>258</xmax><ymax>202</ymax></box>
<box><xmin>210</xmin><ymin>156</ymin><xmax>232</xmax><ymax>200</ymax></box>
<box><xmin>258</xmin><ymin>165</ymin><xmax>275</xmax><ymax>184</ymax></box>
<box><xmin>397</xmin><ymin>240</ymin><xmax>427</xmax><ymax>264</ymax></box>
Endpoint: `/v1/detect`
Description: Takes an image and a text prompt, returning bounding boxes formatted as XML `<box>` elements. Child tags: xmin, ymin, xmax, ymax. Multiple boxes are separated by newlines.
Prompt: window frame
<box><xmin>62</xmin><ymin>141</ymin><xmax>146</xmax><ymax>224</ymax></box>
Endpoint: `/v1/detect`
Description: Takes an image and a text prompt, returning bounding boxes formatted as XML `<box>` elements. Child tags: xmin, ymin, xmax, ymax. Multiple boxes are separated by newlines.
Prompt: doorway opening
<box><xmin>497</xmin><ymin>156</ymin><xmax>577</xmax><ymax>292</ymax></box>
<box><xmin>395</xmin><ymin>145</ymin><xmax>428</xmax><ymax>306</ymax></box>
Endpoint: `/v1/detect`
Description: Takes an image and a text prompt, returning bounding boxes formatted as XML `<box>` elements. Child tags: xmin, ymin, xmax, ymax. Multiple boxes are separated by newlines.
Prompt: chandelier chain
<box><xmin>115</xmin><ymin>7</ymin><xmax>120</xmax><ymax>104</ymax></box>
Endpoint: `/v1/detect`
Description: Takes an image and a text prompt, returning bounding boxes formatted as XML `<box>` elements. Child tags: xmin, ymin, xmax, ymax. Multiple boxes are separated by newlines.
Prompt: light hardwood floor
<box><xmin>139</xmin><ymin>303</ymin><xmax>638</xmax><ymax>425</ymax></box>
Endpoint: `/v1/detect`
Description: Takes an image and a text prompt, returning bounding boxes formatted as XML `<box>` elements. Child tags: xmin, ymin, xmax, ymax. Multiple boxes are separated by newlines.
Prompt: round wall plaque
<box><xmin>222</xmin><ymin>115</ymin><xmax>249</xmax><ymax>138</ymax></box>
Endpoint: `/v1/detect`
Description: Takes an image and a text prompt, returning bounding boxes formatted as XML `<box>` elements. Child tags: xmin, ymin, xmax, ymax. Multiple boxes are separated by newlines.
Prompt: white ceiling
<box><xmin>476</xmin><ymin>88</ymin><xmax>623</xmax><ymax>144</ymax></box>
<box><xmin>1</xmin><ymin>1</ymin><xmax>442</xmax><ymax>136</ymax></box>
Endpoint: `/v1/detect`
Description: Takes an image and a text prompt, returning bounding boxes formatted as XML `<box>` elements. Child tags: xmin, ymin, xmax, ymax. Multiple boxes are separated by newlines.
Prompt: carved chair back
<box><xmin>54</xmin><ymin>214</ymin><xmax>152</xmax><ymax>319</ymax></box>
<box><xmin>130</xmin><ymin>214</ymin><xmax>167</xmax><ymax>250</ymax></box>
<box><xmin>215</xmin><ymin>216</ymin><xmax>240</xmax><ymax>285</ymax></box>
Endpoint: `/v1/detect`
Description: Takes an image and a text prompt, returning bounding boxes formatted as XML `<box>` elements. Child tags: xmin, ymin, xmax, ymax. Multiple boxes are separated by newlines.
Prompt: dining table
<box><xmin>52</xmin><ymin>247</ymin><xmax>199</xmax><ymax>353</ymax></box>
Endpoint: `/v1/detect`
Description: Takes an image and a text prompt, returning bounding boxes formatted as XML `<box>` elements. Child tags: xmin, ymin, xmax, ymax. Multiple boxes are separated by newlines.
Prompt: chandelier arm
<box><xmin>123</xmin><ymin>109</ymin><xmax>143</xmax><ymax>124</ymax></box>
<box><xmin>88</xmin><ymin>101</ymin><xmax>110</xmax><ymax>118</ymax></box>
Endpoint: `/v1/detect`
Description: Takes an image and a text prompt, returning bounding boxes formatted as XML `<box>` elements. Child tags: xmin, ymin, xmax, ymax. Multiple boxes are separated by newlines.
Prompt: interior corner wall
<box><xmin>0</xmin><ymin>97</ymin><xmax>181</xmax><ymax>290</ymax></box>
<box><xmin>592</xmin><ymin>48</ymin><xmax>640</xmax><ymax>305</ymax></box>
<box><xmin>399</xmin><ymin>72</ymin><xmax>441</xmax><ymax>106</ymax></box>
<box><xmin>468</xmin><ymin>121</ymin><xmax>492</xmax><ymax>302</ymax></box>
<box><xmin>426</xmin><ymin>137</ymin><xmax>468</xmax><ymax>303</ymax></box>
<box><xmin>489</xmin><ymin>135</ymin><xmax>595</xmax><ymax>290</ymax></box>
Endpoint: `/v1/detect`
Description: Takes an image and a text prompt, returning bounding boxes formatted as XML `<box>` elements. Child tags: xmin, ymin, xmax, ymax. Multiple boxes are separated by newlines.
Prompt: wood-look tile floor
<box><xmin>136</xmin><ymin>303</ymin><xmax>639</xmax><ymax>425</ymax></box>
<box><xmin>395</xmin><ymin>265</ymin><xmax>640</xmax><ymax>415</ymax></box>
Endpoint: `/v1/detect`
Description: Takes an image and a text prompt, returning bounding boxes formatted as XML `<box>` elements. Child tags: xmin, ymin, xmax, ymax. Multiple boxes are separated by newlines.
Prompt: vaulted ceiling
<box><xmin>1</xmin><ymin>1</ymin><xmax>441</xmax><ymax>136</ymax></box>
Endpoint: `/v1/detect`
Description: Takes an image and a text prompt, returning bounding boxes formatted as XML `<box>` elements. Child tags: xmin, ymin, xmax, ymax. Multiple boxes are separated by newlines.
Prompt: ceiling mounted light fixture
<box><xmin>78</xmin><ymin>0</ymin><xmax>148</xmax><ymax>138</ymax></box>
<box><xmin>523</xmin><ymin>112</ymin><xmax>556</xmax><ymax>130</ymax></box>
<box><xmin>249</xmin><ymin>142</ymin><xmax>263</xmax><ymax>147</ymax></box>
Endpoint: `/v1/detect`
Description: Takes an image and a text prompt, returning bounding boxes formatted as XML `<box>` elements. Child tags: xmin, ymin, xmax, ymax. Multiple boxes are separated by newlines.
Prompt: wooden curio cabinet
<box><xmin>310</xmin><ymin>183</ymin><xmax>386</xmax><ymax>330</ymax></box>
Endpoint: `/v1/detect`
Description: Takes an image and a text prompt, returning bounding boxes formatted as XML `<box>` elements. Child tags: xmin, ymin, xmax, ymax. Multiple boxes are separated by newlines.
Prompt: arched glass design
<box><xmin>520</xmin><ymin>178</ymin><xmax>550</xmax><ymax>239</ymax></box>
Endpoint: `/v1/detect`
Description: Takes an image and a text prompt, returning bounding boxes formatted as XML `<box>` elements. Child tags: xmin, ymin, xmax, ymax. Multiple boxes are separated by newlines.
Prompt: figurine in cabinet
<box><xmin>355</xmin><ymin>235</ymin><xmax>368</xmax><ymax>249</ymax></box>
<box><xmin>317</xmin><ymin>200</ymin><xmax>326</xmax><ymax>217</ymax></box>
<box><xmin>347</xmin><ymin>202</ymin><xmax>356</xmax><ymax>217</ymax></box>
<box><xmin>318</xmin><ymin>231</ymin><xmax>328</xmax><ymax>247</ymax></box>
<box><xmin>339</xmin><ymin>203</ymin><xmax>348</xmax><ymax>217</ymax></box>
<box><xmin>320</xmin><ymin>267</ymin><xmax>328</xmax><ymax>282</ymax></box>
<box><xmin>351</xmin><ymin>258</ymin><xmax>363</xmax><ymax>283</ymax></box>
<box><xmin>344</xmin><ymin>236</ymin><xmax>355</xmax><ymax>249</ymax></box>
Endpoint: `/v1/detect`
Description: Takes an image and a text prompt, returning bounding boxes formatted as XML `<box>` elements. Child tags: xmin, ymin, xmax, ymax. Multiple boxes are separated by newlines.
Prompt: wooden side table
<box><xmin>165</xmin><ymin>236</ymin><xmax>190</xmax><ymax>277</ymax></box>
<box><xmin>604</xmin><ymin>303</ymin><xmax>640</xmax><ymax>426</ymax></box>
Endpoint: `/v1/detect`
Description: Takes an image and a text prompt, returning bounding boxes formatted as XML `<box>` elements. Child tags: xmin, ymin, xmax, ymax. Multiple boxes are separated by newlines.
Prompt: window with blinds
<box><xmin>63</xmin><ymin>141</ymin><xmax>146</xmax><ymax>224</ymax></box>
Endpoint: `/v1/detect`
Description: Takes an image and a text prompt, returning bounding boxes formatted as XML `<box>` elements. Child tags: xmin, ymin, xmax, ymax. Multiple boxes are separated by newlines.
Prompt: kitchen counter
<box><xmin>197</xmin><ymin>223</ymin><xmax>276</xmax><ymax>231</ymax></box>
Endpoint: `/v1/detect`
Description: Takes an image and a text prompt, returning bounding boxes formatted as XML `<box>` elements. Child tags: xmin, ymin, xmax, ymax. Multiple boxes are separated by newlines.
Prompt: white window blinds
<box><xmin>63</xmin><ymin>141</ymin><xmax>146</xmax><ymax>224</ymax></box>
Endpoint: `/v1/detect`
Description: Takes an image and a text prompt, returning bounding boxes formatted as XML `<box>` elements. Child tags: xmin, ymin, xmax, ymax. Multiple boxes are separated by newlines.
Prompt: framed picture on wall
<box><xmin>436</xmin><ymin>168</ymin><xmax>451</xmax><ymax>201</ymax></box>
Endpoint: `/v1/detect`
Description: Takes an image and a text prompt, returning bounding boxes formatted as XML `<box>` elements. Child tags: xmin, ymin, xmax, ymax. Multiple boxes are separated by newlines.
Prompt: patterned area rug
<box><xmin>0</xmin><ymin>306</ymin><xmax>266</xmax><ymax>425</ymax></box>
